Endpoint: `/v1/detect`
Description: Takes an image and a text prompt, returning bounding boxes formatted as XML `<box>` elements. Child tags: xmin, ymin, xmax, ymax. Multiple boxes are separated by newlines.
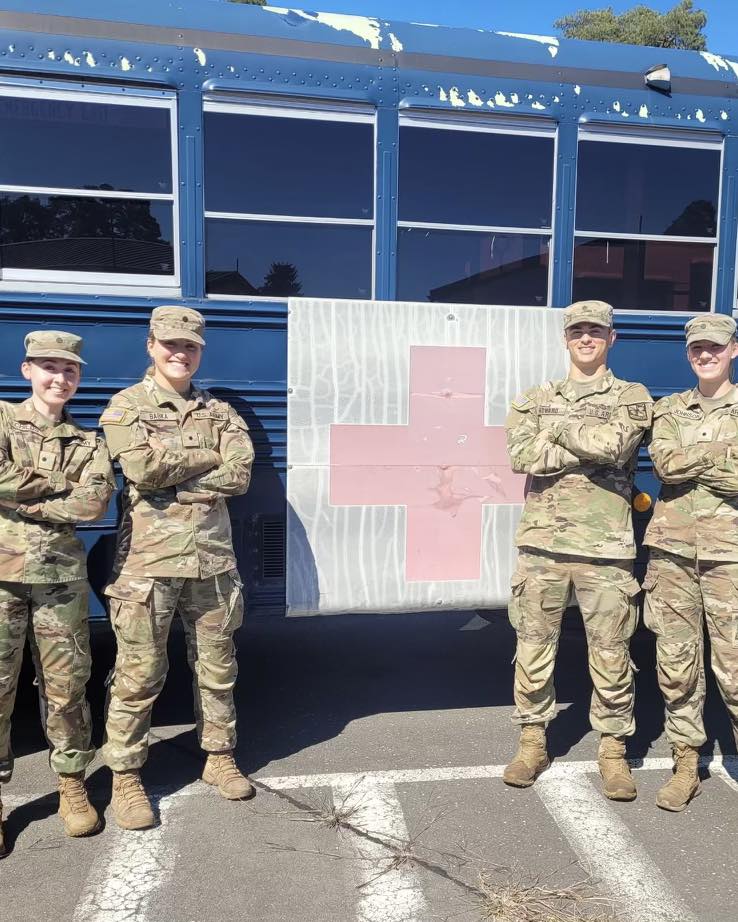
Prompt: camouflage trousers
<box><xmin>101</xmin><ymin>569</ymin><xmax>244</xmax><ymax>772</ymax></box>
<box><xmin>644</xmin><ymin>550</ymin><xmax>738</xmax><ymax>747</ymax></box>
<box><xmin>0</xmin><ymin>580</ymin><xmax>94</xmax><ymax>782</ymax></box>
<box><xmin>509</xmin><ymin>551</ymin><xmax>640</xmax><ymax>735</ymax></box>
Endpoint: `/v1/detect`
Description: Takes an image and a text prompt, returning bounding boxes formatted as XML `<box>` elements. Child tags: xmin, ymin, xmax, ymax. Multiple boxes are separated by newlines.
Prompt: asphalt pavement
<box><xmin>1</xmin><ymin>609</ymin><xmax>737</xmax><ymax>922</ymax></box>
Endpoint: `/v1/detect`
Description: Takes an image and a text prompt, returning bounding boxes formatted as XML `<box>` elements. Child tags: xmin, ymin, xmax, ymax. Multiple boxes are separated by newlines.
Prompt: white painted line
<box><xmin>72</xmin><ymin>786</ymin><xmax>191</xmax><ymax>922</ymax></box>
<box><xmin>712</xmin><ymin>760</ymin><xmax>738</xmax><ymax>795</ymax></box>
<box><xmin>256</xmin><ymin>754</ymin><xmax>738</xmax><ymax>791</ymax></box>
<box><xmin>332</xmin><ymin>779</ymin><xmax>429</xmax><ymax>922</ymax></box>
<box><xmin>536</xmin><ymin>773</ymin><xmax>698</xmax><ymax>922</ymax></box>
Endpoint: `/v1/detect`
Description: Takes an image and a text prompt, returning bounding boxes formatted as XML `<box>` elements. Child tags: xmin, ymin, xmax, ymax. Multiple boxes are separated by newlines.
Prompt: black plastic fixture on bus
<box><xmin>261</xmin><ymin>518</ymin><xmax>286</xmax><ymax>581</ymax></box>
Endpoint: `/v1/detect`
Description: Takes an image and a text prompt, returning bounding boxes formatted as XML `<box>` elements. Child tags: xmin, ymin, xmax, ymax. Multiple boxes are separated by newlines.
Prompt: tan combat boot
<box><xmin>111</xmin><ymin>769</ymin><xmax>156</xmax><ymax>830</ymax></box>
<box><xmin>598</xmin><ymin>735</ymin><xmax>637</xmax><ymax>801</ymax></box>
<box><xmin>58</xmin><ymin>773</ymin><xmax>101</xmax><ymax>837</ymax></box>
<box><xmin>503</xmin><ymin>725</ymin><xmax>550</xmax><ymax>787</ymax></box>
<box><xmin>202</xmin><ymin>751</ymin><xmax>255</xmax><ymax>800</ymax></box>
<box><xmin>656</xmin><ymin>744</ymin><xmax>701</xmax><ymax>812</ymax></box>
<box><xmin>0</xmin><ymin>788</ymin><xmax>6</xmax><ymax>858</ymax></box>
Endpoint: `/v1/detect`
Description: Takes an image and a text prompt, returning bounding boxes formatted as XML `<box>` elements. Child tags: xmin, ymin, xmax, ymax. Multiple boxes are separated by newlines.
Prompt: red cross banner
<box><xmin>287</xmin><ymin>299</ymin><xmax>567</xmax><ymax>615</ymax></box>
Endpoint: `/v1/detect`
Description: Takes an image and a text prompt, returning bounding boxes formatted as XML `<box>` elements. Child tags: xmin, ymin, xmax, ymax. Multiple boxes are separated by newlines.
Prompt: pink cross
<box><xmin>329</xmin><ymin>345</ymin><xmax>526</xmax><ymax>582</ymax></box>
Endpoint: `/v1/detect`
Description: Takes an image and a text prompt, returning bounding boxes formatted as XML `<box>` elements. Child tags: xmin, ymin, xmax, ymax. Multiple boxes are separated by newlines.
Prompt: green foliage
<box><xmin>554</xmin><ymin>1</ymin><xmax>707</xmax><ymax>50</ymax></box>
<box><xmin>229</xmin><ymin>1</ymin><xmax>267</xmax><ymax>6</ymax></box>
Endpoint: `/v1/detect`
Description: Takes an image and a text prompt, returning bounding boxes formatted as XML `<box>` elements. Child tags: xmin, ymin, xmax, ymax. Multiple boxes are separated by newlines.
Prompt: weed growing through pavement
<box><xmin>257</xmin><ymin>780</ymin><xmax>622</xmax><ymax>922</ymax></box>
<box><xmin>472</xmin><ymin>866</ymin><xmax>622</xmax><ymax>922</ymax></box>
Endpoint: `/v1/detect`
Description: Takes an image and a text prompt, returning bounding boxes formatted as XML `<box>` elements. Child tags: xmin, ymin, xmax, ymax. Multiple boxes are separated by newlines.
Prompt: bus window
<box><xmin>396</xmin><ymin>118</ymin><xmax>555</xmax><ymax>306</ymax></box>
<box><xmin>573</xmin><ymin>131</ymin><xmax>721</xmax><ymax>312</ymax></box>
<box><xmin>204</xmin><ymin>103</ymin><xmax>374</xmax><ymax>299</ymax></box>
<box><xmin>0</xmin><ymin>86</ymin><xmax>177</xmax><ymax>287</ymax></box>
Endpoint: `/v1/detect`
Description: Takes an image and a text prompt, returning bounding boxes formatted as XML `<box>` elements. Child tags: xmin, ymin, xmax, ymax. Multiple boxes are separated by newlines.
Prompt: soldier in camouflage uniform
<box><xmin>644</xmin><ymin>313</ymin><xmax>738</xmax><ymax>812</ymax></box>
<box><xmin>0</xmin><ymin>331</ymin><xmax>114</xmax><ymax>854</ymax></box>
<box><xmin>504</xmin><ymin>301</ymin><xmax>652</xmax><ymax>800</ymax></box>
<box><xmin>100</xmin><ymin>306</ymin><xmax>255</xmax><ymax>830</ymax></box>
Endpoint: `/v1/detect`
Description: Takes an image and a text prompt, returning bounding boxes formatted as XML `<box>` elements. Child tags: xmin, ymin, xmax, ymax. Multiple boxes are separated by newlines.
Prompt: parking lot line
<box><xmin>332</xmin><ymin>779</ymin><xmax>429</xmax><ymax>922</ymax></box>
<box><xmin>256</xmin><ymin>753</ymin><xmax>737</xmax><ymax>790</ymax></box>
<box><xmin>536</xmin><ymin>773</ymin><xmax>698</xmax><ymax>922</ymax></box>
<box><xmin>72</xmin><ymin>788</ymin><xmax>189</xmax><ymax>922</ymax></box>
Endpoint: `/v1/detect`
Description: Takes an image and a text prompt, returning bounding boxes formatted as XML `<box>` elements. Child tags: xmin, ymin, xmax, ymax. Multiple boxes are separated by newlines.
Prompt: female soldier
<box><xmin>0</xmin><ymin>331</ymin><xmax>113</xmax><ymax>854</ymax></box>
<box><xmin>99</xmin><ymin>306</ymin><xmax>254</xmax><ymax>831</ymax></box>
<box><xmin>644</xmin><ymin>313</ymin><xmax>738</xmax><ymax>812</ymax></box>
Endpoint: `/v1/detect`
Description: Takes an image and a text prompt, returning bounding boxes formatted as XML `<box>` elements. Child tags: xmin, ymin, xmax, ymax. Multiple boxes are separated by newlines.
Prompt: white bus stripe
<box><xmin>332</xmin><ymin>779</ymin><xmax>429</xmax><ymax>922</ymax></box>
<box><xmin>536</xmin><ymin>773</ymin><xmax>698</xmax><ymax>922</ymax></box>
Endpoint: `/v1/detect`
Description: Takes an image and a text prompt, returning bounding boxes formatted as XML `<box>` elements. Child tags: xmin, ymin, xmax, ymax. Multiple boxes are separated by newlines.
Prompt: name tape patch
<box><xmin>539</xmin><ymin>405</ymin><xmax>567</xmax><ymax>417</ymax></box>
<box><xmin>140</xmin><ymin>411</ymin><xmax>178</xmax><ymax>422</ymax></box>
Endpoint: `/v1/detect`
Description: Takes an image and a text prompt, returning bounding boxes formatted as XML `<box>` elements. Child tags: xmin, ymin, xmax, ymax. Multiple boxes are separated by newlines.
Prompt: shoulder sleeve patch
<box><xmin>99</xmin><ymin>407</ymin><xmax>134</xmax><ymax>426</ymax></box>
<box><xmin>626</xmin><ymin>403</ymin><xmax>650</xmax><ymax>422</ymax></box>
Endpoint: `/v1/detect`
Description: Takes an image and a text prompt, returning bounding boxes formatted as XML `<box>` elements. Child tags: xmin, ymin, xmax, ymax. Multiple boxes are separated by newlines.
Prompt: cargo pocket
<box><xmin>223</xmin><ymin>569</ymin><xmax>244</xmax><ymax>634</ymax></box>
<box><xmin>616</xmin><ymin>575</ymin><xmax>642</xmax><ymax>640</ymax></box>
<box><xmin>641</xmin><ymin>570</ymin><xmax>662</xmax><ymax>635</ymax></box>
<box><xmin>104</xmin><ymin>576</ymin><xmax>155</xmax><ymax>645</ymax></box>
<box><xmin>508</xmin><ymin>573</ymin><xmax>526</xmax><ymax>631</ymax></box>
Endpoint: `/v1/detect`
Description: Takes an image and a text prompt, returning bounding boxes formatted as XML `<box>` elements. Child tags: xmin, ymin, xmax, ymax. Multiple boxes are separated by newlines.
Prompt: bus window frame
<box><xmin>397</xmin><ymin>111</ymin><xmax>558</xmax><ymax>308</ymax></box>
<box><xmin>574</xmin><ymin>124</ymin><xmax>724</xmax><ymax>316</ymax></box>
<box><xmin>0</xmin><ymin>79</ymin><xmax>181</xmax><ymax>297</ymax></box>
<box><xmin>202</xmin><ymin>96</ymin><xmax>377</xmax><ymax>302</ymax></box>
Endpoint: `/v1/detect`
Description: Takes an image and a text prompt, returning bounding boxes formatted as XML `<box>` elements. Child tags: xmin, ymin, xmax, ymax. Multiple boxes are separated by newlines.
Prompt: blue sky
<box><xmin>288</xmin><ymin>1</ymin><xmax>735</xmax><ymax>54</ymax></box>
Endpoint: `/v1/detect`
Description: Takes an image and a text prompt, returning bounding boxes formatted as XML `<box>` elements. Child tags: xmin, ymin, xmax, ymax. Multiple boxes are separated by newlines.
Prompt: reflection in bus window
<box><xmin>573</xmin><ymin>238</ymin><xmax>713</xmax><ymax>312</ymax></box>
<box><xmin>204</xmin><ymin>105</ymin><xmax>374</xmax><ymax>298</ymax></box>
<box><xmin>397</xmin><ymin>120</ymin><xmax>555</xmax><ymax>306</ymax></box>
<box><xmin>397</xmin><ymin>229</ymin><xmax>549</xmax><ymax>305</ymax></box>
<box><xmin>0</xmin><ymin>88</ymin><xmax>177</xmax><ymax>286</ymax></box>
<box><xmin>573</xmin><ymin>133</ymin><xmax>721</xmax><ymax>312</ymax></box>
<box><xmin>206</xmin><ymin>220</ymin><xmax>372</xmax><ymax>299</ymax></box>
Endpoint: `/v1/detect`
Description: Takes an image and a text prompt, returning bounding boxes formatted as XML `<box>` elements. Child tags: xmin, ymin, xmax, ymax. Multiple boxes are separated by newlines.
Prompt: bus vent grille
<box><xmin>261</xmin><ymin>519</ymin><xmax>286</xmax><ymax>580</ymax></box>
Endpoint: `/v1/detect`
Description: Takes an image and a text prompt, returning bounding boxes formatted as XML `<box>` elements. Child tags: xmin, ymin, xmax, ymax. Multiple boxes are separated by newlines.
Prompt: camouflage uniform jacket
<box><xmin>506</xmin><ymin>370</ymin><xmax>653</xmax><ymax>559</ymax></box>
<box><xmin>645</xmin><ymin>386</ymin><xmax>738</xmax><ymax>561</ymax></box>
<box><xmin>0</xmin><ymin>398</ymin><xmax>114</xmax><ymax>583</ymax></box>
<box><xmin>101</xmin><ymin>375</ymin><xmax>254</xmax><ymax>580</ymax></box>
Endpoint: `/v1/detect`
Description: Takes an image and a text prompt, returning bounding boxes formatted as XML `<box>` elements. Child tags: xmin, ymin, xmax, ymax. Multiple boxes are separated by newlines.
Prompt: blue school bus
<box><xmin>0</xmin><ymin>0</ymin><xmax>735</xmax><ymax>615</ymax></box>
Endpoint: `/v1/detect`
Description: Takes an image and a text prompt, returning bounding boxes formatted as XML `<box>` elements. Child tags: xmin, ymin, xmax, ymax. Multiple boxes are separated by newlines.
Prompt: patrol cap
<box><xmin>24</xmin><ymin>330</ymin><xmax>86</xmax><ymax>365</ymax></box>
<box><xmin>685</xmin><ymin>314</ymin><xmax>736</xmax><ymax>347</ymax></box>
<box><xmin>150</xmin><ymin>305</ymin><xmax>205</xmax><ymax>346</ymax></box>
<box><xmin>563</xmin><ymin>300</ymin><xmax>614</xmax><ymax>330</ymax></box>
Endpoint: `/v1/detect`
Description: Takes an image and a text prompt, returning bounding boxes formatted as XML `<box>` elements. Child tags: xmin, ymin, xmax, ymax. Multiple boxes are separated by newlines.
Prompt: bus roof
<box><xmin>1</xmin><ymin>0</ymin><xmax>737</xmax><ymax>87</ymax></box>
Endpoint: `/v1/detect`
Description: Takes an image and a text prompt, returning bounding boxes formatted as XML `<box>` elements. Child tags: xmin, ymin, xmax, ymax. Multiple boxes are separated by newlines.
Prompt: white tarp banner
<box><xmin>287</xmin><ymin>299</ymin><xmax>568</xmax><ymax>614</ymax></box>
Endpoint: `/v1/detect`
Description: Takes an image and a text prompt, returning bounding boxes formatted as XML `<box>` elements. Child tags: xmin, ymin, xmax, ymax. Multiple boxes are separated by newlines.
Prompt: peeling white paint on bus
<box><xmin>264</xmin><ymin>8</ymin><xmax>384</xmax><ymax>50</ymax></box>
<box><xmin>496</xmin><ymin>31</ymin><xmax>560</xmax><ymax>58</ymax></box>
<box><xmin>194</xmin><ymin>47</ymin><xmax>207</xmax><ymax>66</ymax></box>
<box><xmin>700</xmin><ymin>51</ymin><xmax>738</xmax><ymax>79</ymax></box>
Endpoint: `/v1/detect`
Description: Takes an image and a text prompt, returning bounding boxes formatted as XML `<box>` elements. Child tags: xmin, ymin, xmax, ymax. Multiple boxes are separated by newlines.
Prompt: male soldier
<box><xmin>0</xmin><ymin>332</ymin><xmax>114</xmax><ymax>855</ymax></box>
<box><xmin>644</xmin><ymin>314</ymin><xmax>738</xmax><ymax>812</ymax></box>
<box><xmin>504</xmin><ymin>300</ymin><xmax>652</xmax><ymax>800</ymax></box>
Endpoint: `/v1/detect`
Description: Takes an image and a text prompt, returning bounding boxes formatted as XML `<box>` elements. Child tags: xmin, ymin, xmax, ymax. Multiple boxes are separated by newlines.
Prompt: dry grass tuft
<box><xmin>474</xmin><ymin>868</ymin><xmax>622</xmax><ymax>922</ymax></box>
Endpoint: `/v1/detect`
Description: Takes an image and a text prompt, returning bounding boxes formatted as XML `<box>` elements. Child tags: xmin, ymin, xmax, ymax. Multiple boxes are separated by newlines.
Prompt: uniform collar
<box><xmin>682</xmin><ymin>385</ymin><xmax>738</xmax><ymax>411</ymax></box>
<box><xmin>556</xmin><ymin>369</ymin><xmax>615</xmax><ymax>401</ymax></box>
<box><xmin>14</xmin><ymin>397</ymin><xmax>77</xmax><ymax>434</ymax></box>
<box><xmin>143</xmin><ymin>374</ymin><xmax>206</xmax><ymax>410</ymax></box>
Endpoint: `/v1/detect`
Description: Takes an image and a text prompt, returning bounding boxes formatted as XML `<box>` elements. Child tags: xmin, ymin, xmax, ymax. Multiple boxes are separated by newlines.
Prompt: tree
<box><xmin>259</xmin><ymin>262</ymin><xmax>302</xmax><ymax>297</ymax></box>
<box><xmin>554</xmin><ymin>1</ymin><xmax>707</xmax><ymax>50</ymax></box>
<box><xmin>229</xmin><ymin>1</ymin><xmax>266</xmax><ymax>6</ymax></box>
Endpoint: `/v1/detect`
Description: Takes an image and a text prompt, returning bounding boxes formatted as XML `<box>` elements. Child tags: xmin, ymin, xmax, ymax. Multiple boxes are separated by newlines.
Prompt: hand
<box><xmin>176</xmin><ymin>489</ymin><xmax>218</xmax><ymax>506</ymax></box>
<box><xmin>15</xmin><ymin>502</ymin><xmax>43</xmax><ymax>519</ymax></box>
